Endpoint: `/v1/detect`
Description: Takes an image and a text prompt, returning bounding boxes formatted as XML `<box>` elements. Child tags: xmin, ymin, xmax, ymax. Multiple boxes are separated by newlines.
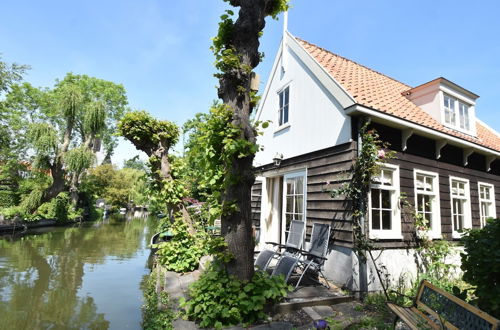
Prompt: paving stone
<box><xmin>302</xmin><ymin>305</ymin><xmax>333</xmax><ymax>320</ymax></box>
<box><xmin>311</xmin><ymin>305</ymin><xmax>335</xmax><ymax>318</ymax></box>
<box><xmin>248</xmin><ymin>322</ymin><xmax>295</xmax><ymax>329</ymax></box>
<box><xmin>172</xmin><ymin>319</ymin><xmax>200</xmax><ymax>330</ymax></box>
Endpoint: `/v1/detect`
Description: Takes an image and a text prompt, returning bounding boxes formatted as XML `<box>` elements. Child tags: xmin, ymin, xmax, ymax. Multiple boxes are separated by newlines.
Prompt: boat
<box><xmin>149</xmin><ymin>230</ymin><xmax>174</xmax><ymax>253</ymax></box>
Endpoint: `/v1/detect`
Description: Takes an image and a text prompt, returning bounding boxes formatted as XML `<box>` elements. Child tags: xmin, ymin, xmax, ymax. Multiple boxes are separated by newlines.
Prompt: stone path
<box><xmin>160</xmin><ymin>267</ymin><xmax>366</xmax><ymax>329</ymax></box>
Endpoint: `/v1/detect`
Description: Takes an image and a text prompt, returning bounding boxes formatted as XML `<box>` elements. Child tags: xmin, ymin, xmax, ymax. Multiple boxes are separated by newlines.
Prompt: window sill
<box><xmin>452</xmin><ymin>231</ymin><xmax>467</xmax><ymax>239</ymax></box>
<box><xmin>442</xmin><ymin>123</ymin><xmax>477</xmax><ymax>138</ymax></box>
<box><xmin>274</xmin><ymin>123</ymin><xmax>290</xmax><ymax>134</ymax></box>
<box><xmin>369</xmin><ymin>233</ymin><xmax>404</xmax><ymax>240</ymax></box>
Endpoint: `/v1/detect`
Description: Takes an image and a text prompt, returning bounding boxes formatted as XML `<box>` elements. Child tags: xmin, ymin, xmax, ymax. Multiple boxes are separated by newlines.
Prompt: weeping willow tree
<box><xmin>9</xmin><ymin>73</ymin><xmax>129</xmax><ymax>212</ymax></box>
<box><xmin>117</xmin><ymin>110</ymin><xmax>195</xmax><ymax>233</ymax></box>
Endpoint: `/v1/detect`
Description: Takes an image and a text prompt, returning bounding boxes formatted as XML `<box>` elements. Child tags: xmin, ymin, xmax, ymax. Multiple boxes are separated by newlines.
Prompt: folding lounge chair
<box><xmin>254</xmin><ymin>219</ymin><xmax>305</xmax><ymax>271</ymax></box>
<box><xmin>271</xmin><ymin>222</ymin><xmax>331</xmax><ymax>288</ymax></box>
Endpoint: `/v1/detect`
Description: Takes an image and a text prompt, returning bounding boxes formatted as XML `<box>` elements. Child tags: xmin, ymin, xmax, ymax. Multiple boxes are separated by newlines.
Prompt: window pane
<box><xmin>382</xmin><ymin>210</ymin><xmax>391</xmax><ymax>230</ymax></box>
<box><xmin>286</xmin><ymin>181</ymin><xmax>294</xmax><ymax>195</ymax></box>
<box><xmin>381</xmin><ymin>189</ymin><xmax>391</xmax><ymax>208</ymax></box>
<box><xmin>371</xmin><ymin>189</ymin><xmax>380</xmax><ymax>208</ymax></box>
<box><xmin>295</xmin><ymin>196</ymin><xmax>303</xmax><ymax>214</ymax></box>
<box><xmin>424</xmin><ymin>195</ymin><xmax>431</xmax><ymax>213</ymax></box>
<box><xmin>416</xmin><ymin>175</ymin><xmax>424</xmax><ymax>189</ymax></box>
<box><xmin>382</xmin><ymin>170</ymin><xmax>392</xmax><ymax>185</ymax></box>
<box><xmin>284</xmin><ymin>87</ymin><xmax>289</xmax><ymax>105</ymax></box>
<box><xmin>425</xmin><ymin>177</ymin><xmax>433</xmax><ymax>191</ymax></box>
<box><xmin>284</xmin><ymin>104</ymin><xmax>288</xmax><ymax>124</ymax></box>
<box><xmin>295</xmin><ymin>177</ymin><xmax>303</xmax><ymax>194</ymax></box>
<box><xmin>417</xmin><ymin>194</ymin><xmax>424</xmax><ymax>212</ymax></box>
<box><xmin>372</xmin><ymin>210</ymin><xmax>380</xmax><ymax>230</ymax></box>
<box><xmin>459</xmin><ymin>103</ymin><xmax>469</xmax><ymax>130</ymax></box>
<box><xmin>286</xmin><ymin>196</ymin><xmax>293</xmax><ymax>213</ymax></box>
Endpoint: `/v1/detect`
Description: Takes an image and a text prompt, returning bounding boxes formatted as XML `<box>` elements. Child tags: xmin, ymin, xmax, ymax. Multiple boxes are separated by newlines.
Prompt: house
<box><xmin>251</xmin><ymin>31</ymin><xmax>500</xmax><ymax>292</ymax></box>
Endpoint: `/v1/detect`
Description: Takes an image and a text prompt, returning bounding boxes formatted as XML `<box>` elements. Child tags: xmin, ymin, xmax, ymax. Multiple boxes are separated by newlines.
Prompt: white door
<box><xmin>281</xmin><ymin>171</ymin><xmax>307</xmax><ymax>244</ymax></box>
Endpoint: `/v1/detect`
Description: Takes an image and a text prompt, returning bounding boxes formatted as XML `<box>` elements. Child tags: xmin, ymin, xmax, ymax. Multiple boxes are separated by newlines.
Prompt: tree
<box><xmin>123</xmin><ymin>155</ymin><xmax>148</xmax><ymax>172</ymax></box>
<box><xmin>3</xmin><ymin>73</ymin><xmax>128</xmax><ymax>211</ymax></box>
<box><xmin>117</xmin><ymin>110</ymin><xmax>195</xmax><ymax>233</ymax></box>
<box><xmin>211</xmin><ymin>0</ymin><xmax>288</xmax><ymax>281</ymax></box>
<box><xmin>461</xmin><ymin>218</ymin><xmax>500</xmax><ymax>318</ymax></box>
<box><xmin>82</xmin><ymin>164</ymin><xmax>147</xmax><ymax>209</ymax></box>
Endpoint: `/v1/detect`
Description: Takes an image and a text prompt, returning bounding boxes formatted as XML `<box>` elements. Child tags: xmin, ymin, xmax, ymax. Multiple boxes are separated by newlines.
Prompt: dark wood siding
<box><xmin>251</xmin><ymin>180</ymin><xmax>262</xmax><ymax>230</ymax></box>
<box><xmin>254</xmin><ymin>141</ymin><xmax>357</xmax><ymax>248</ymax></box>
<box><xmin>372</xmin><ymin>123</ymin><xmax>500</xmax><ymax>248</ymax></box>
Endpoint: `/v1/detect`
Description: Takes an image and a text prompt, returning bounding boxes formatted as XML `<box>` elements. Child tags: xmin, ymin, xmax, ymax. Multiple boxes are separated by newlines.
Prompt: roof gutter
<box><xmin>345</xmin><ymin>104</ymin><xmax>500</xmax><ymax>158</ymax></box>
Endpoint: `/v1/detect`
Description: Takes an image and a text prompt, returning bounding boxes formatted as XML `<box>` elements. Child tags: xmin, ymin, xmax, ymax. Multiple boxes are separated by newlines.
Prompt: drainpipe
<box><xmin>357</xmin><ymin>117</ymin><xmax>369</xmax><ymax>298</ymax></box>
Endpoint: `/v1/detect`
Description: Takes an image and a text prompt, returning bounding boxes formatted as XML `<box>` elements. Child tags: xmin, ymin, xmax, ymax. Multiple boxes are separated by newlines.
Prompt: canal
<box><xmin>0</xmin><ymin>215</ymin><xmax>156</xmax><ymax>329</ymax></box>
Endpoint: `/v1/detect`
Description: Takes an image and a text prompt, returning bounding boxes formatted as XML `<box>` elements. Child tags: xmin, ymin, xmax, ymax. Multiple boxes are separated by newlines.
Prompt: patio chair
<box><xmin>271</xmin><ymin>222</ymin><xmax>331</xmax><ymax>288</ymax></box>
<box><xmin>254</xmin><ymin>219</ymin><xmax>305</xmax><ymax>271</ymax></box>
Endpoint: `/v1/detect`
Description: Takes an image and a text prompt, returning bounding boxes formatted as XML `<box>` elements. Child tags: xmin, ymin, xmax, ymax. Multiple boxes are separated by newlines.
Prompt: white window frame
<box><xmin>442</xmin><ymin>93</ymin><xmax>472</xmax><ymax>134</ymax></box>
<box><xmin>449</xmin><ymin>176</ymin><xmax>472</xmax><ymax>238</ymax></box>
<box><xmin>413</xmin><ymin>169</ymin><xmax>441</xmax><ymax>239</ymax></box>
<box><xmin>368</xmin><ymin>163</ymin><xmax>402</xmax><ymax>240</ymax></box>
<box><xmin>276</xmin><ymin>84</ymin><xmax>290</xmax><ymax>131</ymax></box>
<box><xmin>281</xmin><ymin>169</ymin><xmax>307</xmax><ymax>244</ymax></box>
<box><xmin>478</xmin><ymin>182</ymin><xmax>496</xmax><ymax>228</ymax></box>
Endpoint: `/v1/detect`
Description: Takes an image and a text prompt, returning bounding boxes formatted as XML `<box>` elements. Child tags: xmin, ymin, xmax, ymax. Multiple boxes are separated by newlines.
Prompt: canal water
<box><xmin>0</xmin><ymin>215</ymin><xmax>156</xmax><ymax>329</ymax></box>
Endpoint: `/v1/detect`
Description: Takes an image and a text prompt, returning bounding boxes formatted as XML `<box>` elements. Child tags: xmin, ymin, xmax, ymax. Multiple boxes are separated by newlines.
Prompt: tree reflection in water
<box><xmin>0</xmin><ymin>215</ymin><xmax>155</xmax><ymax>329</ymax></box>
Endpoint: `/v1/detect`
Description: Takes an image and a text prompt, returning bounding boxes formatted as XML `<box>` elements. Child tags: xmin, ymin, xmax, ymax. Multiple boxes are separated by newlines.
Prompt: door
<box><xmin>282</xmin><ymin>171</ymin><xmax>306</xmax><ymax>244</ymax></box>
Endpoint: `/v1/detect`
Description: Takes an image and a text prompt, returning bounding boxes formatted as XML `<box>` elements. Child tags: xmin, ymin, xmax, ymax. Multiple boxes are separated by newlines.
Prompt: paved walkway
<box><xmin>158</xmin><ymin>266</ymin><xmax>361</xmax><ymax>329</ymax></box>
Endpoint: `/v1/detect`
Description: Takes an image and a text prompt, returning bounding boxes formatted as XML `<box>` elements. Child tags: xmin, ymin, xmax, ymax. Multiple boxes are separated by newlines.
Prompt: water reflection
<box><xmin>0</xmin><ymin>215</ymin><xmax>155</xmax><ymax>329</ymax></box>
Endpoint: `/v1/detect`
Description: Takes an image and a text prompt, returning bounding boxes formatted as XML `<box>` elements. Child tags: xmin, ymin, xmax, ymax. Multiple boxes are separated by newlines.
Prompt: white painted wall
<box><xmin>322</xmin><ymin>245</ymin><xmax>464</xmax><ymax>292</ymax></box>
<box><xmin>253</xmin><ymin>43</ymin><xmax>351</xmax><ymax>167</ymax></box>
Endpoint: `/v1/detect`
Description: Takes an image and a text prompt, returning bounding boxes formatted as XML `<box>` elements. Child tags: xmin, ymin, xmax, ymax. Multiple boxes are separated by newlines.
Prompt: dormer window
<box><xmin>443</xmin><ymin>93</ymin><xmax>471</xmax><ymax>133</ymax></box>
<box><xmin>405</xmin><ymin>78</ymin><xmax>477</xmax><ymax>137</ymax></box>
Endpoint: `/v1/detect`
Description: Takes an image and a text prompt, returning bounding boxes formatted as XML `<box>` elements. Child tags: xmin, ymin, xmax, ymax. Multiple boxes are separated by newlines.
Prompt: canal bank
<box><xmin>0</xmin><ymin>215</ymin><xmax>156</xmax><ymax>329</ymax></box>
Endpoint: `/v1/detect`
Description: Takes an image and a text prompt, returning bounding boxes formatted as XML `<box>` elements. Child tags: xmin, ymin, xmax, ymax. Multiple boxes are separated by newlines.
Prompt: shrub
<box><xmin>154</xmin><ymin>219</ymin><xmax>210</xmax><ymax>273</ymax></box>
<box><xmin>461</xmin><ymin>218</ymin><xmax>500</xmax><ymax>318</ymax></box>
<box><xmin>181</xmin><ymin>265</ymin><xmax>290</xmax><ymax>328</ymax></box>
<box><xmin>36</xmin><ymin>192</ymin><xmax>70</xmax><ymax>222</ymax></box>
<box><xmin>142</xmin><ymin>268</ymin><xmax>173</xmax><ymax>330</ymax></box>
<box><xmin>0</xmin><ymin>205</ymin><xmax>27</xmax><ymax>220</ymax></box>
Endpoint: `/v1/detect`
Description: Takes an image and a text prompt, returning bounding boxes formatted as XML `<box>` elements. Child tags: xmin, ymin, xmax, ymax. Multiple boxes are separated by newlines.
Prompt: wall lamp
<box><xmin>273</xmin><ymin>153</ymin><xmax>284</xmax><ymax>167</ymax></box>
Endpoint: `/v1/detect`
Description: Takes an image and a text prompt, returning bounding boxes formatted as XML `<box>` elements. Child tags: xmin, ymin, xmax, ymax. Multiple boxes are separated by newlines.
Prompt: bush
<box><xmin>0</xmin><ymin>205</ymin><xmax>27</xmax><ymax>220</ymax></box>
<box><xmin>181</xmin><ymin>265</ymin><xmax>290</xmax><ymax>328</ymax></box>
<box><xmin>36</xmin><ymin>192</ymin><xmax>70</xmax><ymax>222</ymax></box>
<box><xmin>142</xmin><ymin>268</ymin><xmax>173</xmax><ymax>330</ymax></box>
<box><xmin>461</xmin><ymin>218</ymin><xmax>500</xmax><ymax>318</ymax></box>
<box><xmin>154</xmin><ymin>219</ymin><xmax>210</xmax><ymax>273</ymax></box>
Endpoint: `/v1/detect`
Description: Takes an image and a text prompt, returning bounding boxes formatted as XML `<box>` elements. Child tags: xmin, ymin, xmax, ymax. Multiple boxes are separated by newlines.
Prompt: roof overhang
<box><xmin>345</xmin><ymin>104</ymin><xmax>500</xmax><ymax>158</ymax></box>
<box><xmin>404</xmin><ymin>77</ymin><xmax>480</xmax><ymax>100</ymax></box>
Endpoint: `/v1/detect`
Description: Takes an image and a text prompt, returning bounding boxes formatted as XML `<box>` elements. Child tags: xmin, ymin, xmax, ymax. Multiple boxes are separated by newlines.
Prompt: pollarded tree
<box><xmin>117</xmin><ymin>110</ymin><xmax>195</xmax><ymax>233</ymax></box>
<box><xmin>210</xmin><ymin>0</ymin><xmax>289</xmax><ymax>281</ymax></box>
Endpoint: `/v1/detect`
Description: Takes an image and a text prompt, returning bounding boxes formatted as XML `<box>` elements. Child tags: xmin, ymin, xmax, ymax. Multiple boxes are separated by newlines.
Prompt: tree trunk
<box><xmin>154</xmin><ymin>143</ymin><xmax>196</xmax><ymax>235</ymax></box>
<box><xmin>217</xmin><ymin>0</ymin><xmax>278</xmax><ymax>281</ymax></box>
<box><xmin>40</xmin><ymin>159</ymin><xmax>66</xmax><ymax>205</ymax></box>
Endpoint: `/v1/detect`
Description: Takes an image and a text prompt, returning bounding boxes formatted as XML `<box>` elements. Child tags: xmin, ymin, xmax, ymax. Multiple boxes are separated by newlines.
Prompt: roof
<box><xmin>295</xmin><ymin>37</ymin><xmax>500</xmax><ymax>153</ymax></box>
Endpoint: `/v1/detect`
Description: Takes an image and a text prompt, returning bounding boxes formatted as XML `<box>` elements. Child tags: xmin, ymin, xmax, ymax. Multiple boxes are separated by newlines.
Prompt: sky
<box><xmin>1</xmin><ymin>0</ymin><xmax>499</xmax><ymax>166</ymax></box>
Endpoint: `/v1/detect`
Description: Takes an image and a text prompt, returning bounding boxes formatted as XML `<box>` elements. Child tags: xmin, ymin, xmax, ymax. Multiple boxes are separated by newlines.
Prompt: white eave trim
<box><xmin>255</xmin><ymin>41</ymin><xmax>283</xmax><ymax>122</ymax></box>
<box><xmin>284</xmin><ymin>31</ymin><xmax>356</xmax><ymax>108</ymax></box>
<box><xmin>346</xmin><ymin>104</ymin><xmax>500</xmax><ymax>158</ymax></box>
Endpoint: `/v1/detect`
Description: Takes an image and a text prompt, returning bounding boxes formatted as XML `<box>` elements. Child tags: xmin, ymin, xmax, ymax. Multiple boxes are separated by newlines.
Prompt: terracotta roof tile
<box><xmin>295</xmin><ymin>37</ymin><xmax>500</xmax><ymax>153</ymax></box>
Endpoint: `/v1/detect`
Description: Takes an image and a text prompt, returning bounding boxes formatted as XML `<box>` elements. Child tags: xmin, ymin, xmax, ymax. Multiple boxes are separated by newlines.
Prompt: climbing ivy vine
<box><xmin>332</xmin><ymin>122</ymin><xmax>394</xmax><ymax>258</ymax></box>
